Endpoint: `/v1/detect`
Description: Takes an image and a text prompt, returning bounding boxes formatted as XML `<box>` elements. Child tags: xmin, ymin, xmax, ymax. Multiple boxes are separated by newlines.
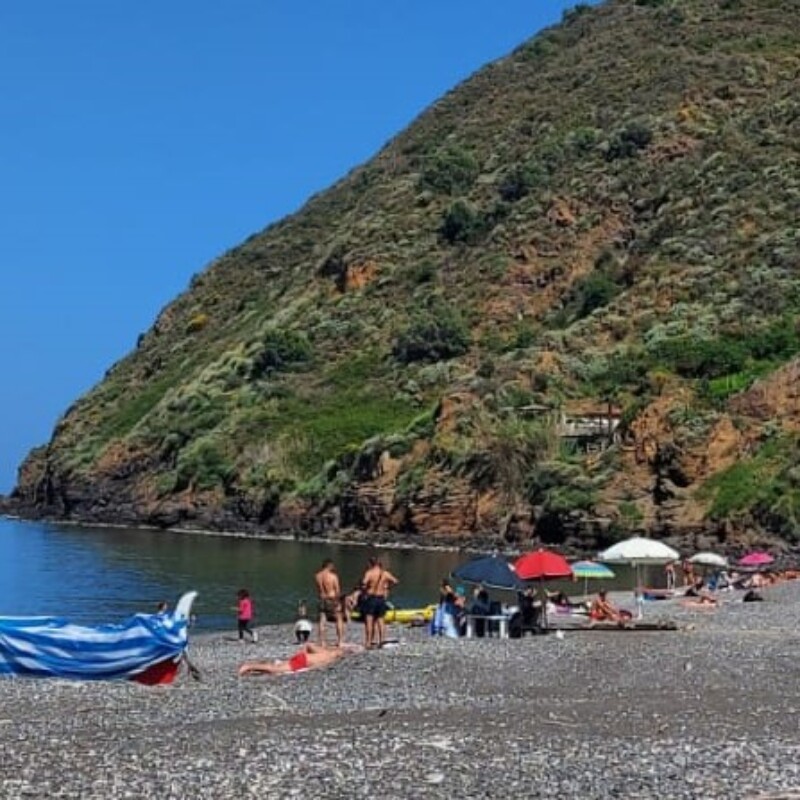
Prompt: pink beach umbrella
<box><xmin>738</xmin><ymin>551</ymin><xmax>774</xmax><ymax>568</ymax></box>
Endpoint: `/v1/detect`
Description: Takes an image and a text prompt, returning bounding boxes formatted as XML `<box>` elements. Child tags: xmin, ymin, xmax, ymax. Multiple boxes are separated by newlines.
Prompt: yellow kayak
<box><xmin>350</xmin><ymin>604</ymin><xmax>436</xmax><ymax>624</ymax></box>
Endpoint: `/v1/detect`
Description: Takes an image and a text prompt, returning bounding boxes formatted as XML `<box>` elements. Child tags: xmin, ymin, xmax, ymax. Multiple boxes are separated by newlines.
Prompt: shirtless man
<box><xmin>238</xmin><ymin>643</ymin><xmax>359</xmax><ymax>676</ymax></box>
<box><xmin>361</xmin><ymin>556</ymin><xmax>399</xmax><ymax>649</ymax></box>
<box><xmin>314</xmin><ymin>559</ymin><xmax>344</xmax><ymax>647</ymax></box>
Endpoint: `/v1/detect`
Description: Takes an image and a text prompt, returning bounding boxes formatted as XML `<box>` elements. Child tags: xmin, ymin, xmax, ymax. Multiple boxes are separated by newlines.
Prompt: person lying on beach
<box><xmin>681</xmin><ymin>596</ymin><xmax>718</xmax><ymax>609</ymax></box>
<box><xmin>548</xmin><ymin>591</ymin><xmax>571</xmax><ymax>608</ymax></box>
<box><xmin>238</xmin><ymin>643</ymin><xmax>362</xmax><ymax>677</ymax></box>
<box><xmin>683</xmin><ymin>578</ymin><xmax>717</xmax><ymax>606</ymax></box>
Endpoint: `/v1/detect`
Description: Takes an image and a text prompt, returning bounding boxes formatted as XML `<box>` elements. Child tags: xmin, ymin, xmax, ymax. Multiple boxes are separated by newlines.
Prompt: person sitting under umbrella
<box><xmin>589</xmin><ymin>590</ymin><xmax>631</xmax><ymax>623</ymax></box>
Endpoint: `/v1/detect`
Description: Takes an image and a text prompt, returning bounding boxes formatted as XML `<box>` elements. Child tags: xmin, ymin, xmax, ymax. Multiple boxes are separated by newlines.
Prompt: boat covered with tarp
<box><xmin>0</xmin><ymin>591</ymin><xmax>197</xmax><ymax>684</ymax></box>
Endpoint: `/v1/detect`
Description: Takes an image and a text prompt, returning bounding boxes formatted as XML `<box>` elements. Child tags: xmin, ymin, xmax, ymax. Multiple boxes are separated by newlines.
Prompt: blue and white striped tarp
<box><xmin>0</xmin><ymin>592</ymin><xmax>196</xmax><ymax>681</ymax></box>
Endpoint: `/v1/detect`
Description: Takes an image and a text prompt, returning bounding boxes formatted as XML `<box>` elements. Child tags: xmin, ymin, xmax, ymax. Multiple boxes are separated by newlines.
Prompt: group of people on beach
<box><xmin>588</xmin><ymin>562</ymin><xmax>799</xmax><ymax>620</ymax></box>
<box><xmin>238</xmin><ymin>555</ymin><xmax>399</xmax><ymax>677</ymax></box>
<box><xmin>679</xmin><ymin>566</ymin><xmax>797</xmax><ymax>607</ymax></box>
<box><xmin>311</xmin><ymin>556</ymin><xmax>399</xmax><ymax>649</ymax></box>
<box><xmin>235</xmin><ymin>550</ymin><xmax>799</xmax><ymax>676</ymax></box>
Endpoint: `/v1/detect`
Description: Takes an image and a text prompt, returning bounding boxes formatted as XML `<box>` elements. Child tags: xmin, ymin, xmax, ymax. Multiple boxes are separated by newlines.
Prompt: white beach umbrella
<box><xmin>689</xmin><ymin>552</ymin><xmax>728</xmax><ymax>569</ymax></box>
<box><xmin>599</xmin><ymin>536</ymin><xmax>680</xmax><ymax>565</ymax></box>
<box><xmin>598</xmin><ymin>536</ymin><xmax>680</xmax><ymax>618</ymax></box>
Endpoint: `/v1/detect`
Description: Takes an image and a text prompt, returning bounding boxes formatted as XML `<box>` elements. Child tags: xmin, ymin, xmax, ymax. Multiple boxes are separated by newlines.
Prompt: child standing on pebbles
<box><xmin>236</xmin><ymin>589</ymin><xmax>258</xmax><ymax>643</ymax></box>
<box><xmin>294</xmin><ymin>600</ymin><xmax>313</xmax><ymax>644</ymax></box>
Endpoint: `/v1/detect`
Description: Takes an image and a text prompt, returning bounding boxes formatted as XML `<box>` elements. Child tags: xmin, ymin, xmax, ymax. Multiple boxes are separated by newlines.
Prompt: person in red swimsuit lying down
<box><xmin>238</xmin><ymin>643</ymin><xmax>362</xmax><ymax>676</ymax></box>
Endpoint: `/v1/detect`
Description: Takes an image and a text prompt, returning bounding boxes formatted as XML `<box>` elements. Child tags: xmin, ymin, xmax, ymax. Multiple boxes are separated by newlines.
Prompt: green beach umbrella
<box><xmin>571</xmin><ymin>560</ymin><xmax>615</xmax><ymax>597</ymax></box>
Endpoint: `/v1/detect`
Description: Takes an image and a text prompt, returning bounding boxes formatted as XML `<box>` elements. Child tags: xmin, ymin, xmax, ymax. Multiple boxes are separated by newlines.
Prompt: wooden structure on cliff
<box><xmin>557</xmin><ymin>407</ymin><xmax>621</xmax><ymax>452</ymax></box>
<box><xmin>500</xmin><ymin>402</ymin><xmax>621</xmax><ymax>453</ymax></box>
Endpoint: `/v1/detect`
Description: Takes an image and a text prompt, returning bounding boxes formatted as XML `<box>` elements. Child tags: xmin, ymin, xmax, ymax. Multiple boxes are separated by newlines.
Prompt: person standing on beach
<box><xmin>665</xmin><ymin>561</ymin><xmax>676</xmax><ymax>591</ymax></box>
<box><xmin>682</xmin><ymin>559</ymin><xmax>695</xmax><ymax>588</ymax></box>
<box><xmin>236</xmin><ymin>589</ymin><xmax>257</xmax><ymax>644</ymax></box>
<box><xmin>361</xmin><ymin>556</ymin><xmax>399</xmax><ymax>649</ymax></box>
<box><xmin>315</xmin><ymin>560</ymin><xmax>344</xmax><ymax>647</ymax></box>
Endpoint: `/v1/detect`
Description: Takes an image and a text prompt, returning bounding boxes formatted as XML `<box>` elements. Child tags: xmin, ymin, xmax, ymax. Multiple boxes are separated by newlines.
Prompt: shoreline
<box><xmin>1</xmin><ymin>580</ymin><xmax>799</xmax><ymax>798</ymax></box>
<box><xmin>5</xmin><ymin>508</ymin><xmax>799</xmax><ymax>564</ymax></box>
<box><xmin>1</xmin><ymin>511</ymin><xmax>484</xmax><ymax>556</ymax></box>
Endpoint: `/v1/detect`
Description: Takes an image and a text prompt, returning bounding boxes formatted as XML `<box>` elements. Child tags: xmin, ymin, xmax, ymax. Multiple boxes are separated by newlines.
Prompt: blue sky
<box><xmin>0</xmin><ymin>1</ymin><xmax>589</xmax><ymax>493</ymax></box>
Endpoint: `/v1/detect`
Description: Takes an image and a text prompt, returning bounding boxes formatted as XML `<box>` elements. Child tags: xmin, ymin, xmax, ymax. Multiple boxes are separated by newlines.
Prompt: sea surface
<box><xmin>0</xmin><ymin>517</ymin><xmax>661</xmax><ymax>631</ymax></box>
<box><xmin>0</xmin><ymin>517</ymin><xmax>465</xmax><ymax>630</ymax></box>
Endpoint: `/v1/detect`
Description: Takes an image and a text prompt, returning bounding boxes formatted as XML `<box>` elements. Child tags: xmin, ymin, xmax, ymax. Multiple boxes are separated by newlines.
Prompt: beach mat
<box><xmin>551</xmin><ymin>620</ymin><xmax>679</xmax><ymax>632</ymax></box>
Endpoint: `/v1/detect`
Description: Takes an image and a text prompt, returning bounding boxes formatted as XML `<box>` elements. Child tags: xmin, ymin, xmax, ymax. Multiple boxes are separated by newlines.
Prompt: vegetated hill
<box><xmin>5</xmin><ymin>0</ymin><xmax>800</xmax><ymax>554</ymax></box>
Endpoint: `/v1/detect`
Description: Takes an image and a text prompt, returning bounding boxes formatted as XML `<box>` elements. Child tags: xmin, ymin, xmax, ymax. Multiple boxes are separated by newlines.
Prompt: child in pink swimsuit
<box><xmin>237</xmin><ymin>589</ymin><xmax>258</xmax><ymax>643</ymax></box>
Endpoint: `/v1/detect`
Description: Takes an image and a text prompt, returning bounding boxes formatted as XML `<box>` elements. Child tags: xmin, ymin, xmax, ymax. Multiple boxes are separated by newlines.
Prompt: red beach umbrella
<box><xmin>513</xmin><ymin>549</ymin><xmax>573</xmax><ymax>630</ymax></box>
<box><xmin>514</xmin><ymin>549</ymin><xmax>573</xmax><ymax>580</ymax></box>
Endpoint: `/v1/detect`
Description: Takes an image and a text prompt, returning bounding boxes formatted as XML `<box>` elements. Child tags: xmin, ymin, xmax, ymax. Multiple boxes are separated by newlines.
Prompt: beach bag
<box><xmin>430</xmin><ymin>602</ymin><xmax>459</xmax><ymax>637</ymax></box>
<box><xmin>430</xmin><ymin>604</ymin><xmax>444</xmax><ymax>636</ymax></box>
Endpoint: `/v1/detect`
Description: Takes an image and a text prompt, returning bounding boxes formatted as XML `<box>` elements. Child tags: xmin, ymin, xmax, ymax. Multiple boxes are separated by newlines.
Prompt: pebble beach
<box><xmin>2</xmin><ymin>583</ymin><xmax>800</xmax><ymax>799</ymax></box>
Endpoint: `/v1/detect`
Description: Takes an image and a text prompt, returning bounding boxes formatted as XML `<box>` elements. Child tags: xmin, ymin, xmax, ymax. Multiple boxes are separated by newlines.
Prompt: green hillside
<box><xmin>7</xmin><ymin>0</ymin><xmax>800</xmax><ymax>552</ymax></box>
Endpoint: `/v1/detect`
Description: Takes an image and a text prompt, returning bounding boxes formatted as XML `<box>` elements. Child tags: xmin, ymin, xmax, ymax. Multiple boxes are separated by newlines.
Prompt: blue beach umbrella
<box><xmin>452</xmin><ymin>554</ymin><xmax>525</xmax><ymax>592</ymax></box>
<box><xmin>571</xmin><ymin>560</ymin><xmax>615</xmax><ymax>597</ymax></box>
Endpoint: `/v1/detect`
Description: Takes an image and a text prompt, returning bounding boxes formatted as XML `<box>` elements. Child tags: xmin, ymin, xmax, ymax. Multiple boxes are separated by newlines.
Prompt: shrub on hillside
<box><xmin>318</xmin><ymin>241</ymin><xmax>348</xmax><ymax>282</ymax></box>
<box><xmin>392</xmin><ymin>305</ymin><xmax>470</xmax><ymax>364</ymax></box>
<box><xmin>651</xmin><ymin>336</ymin><xmax>747</xmax><ymax>379</ymax></box>
<box><xmin>574</xmin><ymin>272</ymin><xmax>620</xmax><ymax>317</ymax></box>
<box><xmin>497</xmin><ymin>161</ymin><xmax>547</xmax><ymax>202</ymax></box>
<box><xmin>250</xmin><ymin>328</ymin><xmax>312</xmax><ymax>379</ymax></box>
<box><xmin>606</xmin><ymin>121</ymin><xmax>653</xmax><ymax>160</ymax></box>
<box><xmin>439</xmin><ymin>201</ymin><xmax>484</xmax><ymax>245</ymax></box>
<box><xmin>527</xmin><ymin>461</ymin><xmax>596</xmax><ymax>514</ymax></box>
<box><xmin>555</xmin><ymin>251</ymin><xmax>630</xmax><ymax>326</ymax></box>
<box><xmin>648</xmin><ymin>318</ymin><xmax>800</xmax><ymax>380</ymax></box>
<box><xmin>186</xmin><ymin>312</ymin><xmax>210</xmax><ymax>334</ymax></box>
<box><xmin>406</xmin><ymin>260</ymin><xmax>437</xmax><ymax>285</ymax></box>
<box><xmin>419</xmin><ymin>145</ymin><xmax>479</xmax><ymax>195</ymax></box>
<box><xmin>175</xmin><ymin>438</ymin><xmax>233</xmax><ymax>492</ymax></box>
<box><xmin>439</xmin><ymin>201</ymin><xmax>508</xmax><ymax>245</ymax></box>
<box><xmin>562</xmin><ymin>3</ymin><xmax>593</xmax><ymax>23</ymax></box>
<box><xmin>748</xmin><ymin>317</ymin><xmax>800</xmax><ymax>361</ymax></box>
<box><xmin>590</xmin><ymin>350</ymin><xmax>652</xmax><ymax>396</ymax></box>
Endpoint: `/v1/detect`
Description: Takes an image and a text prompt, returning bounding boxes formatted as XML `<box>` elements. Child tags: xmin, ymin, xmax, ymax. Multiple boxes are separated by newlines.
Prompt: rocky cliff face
<box><xmin>5</xmin><ymin>0</ymin><xmax>800</xmax><ymax>553</ymax></box>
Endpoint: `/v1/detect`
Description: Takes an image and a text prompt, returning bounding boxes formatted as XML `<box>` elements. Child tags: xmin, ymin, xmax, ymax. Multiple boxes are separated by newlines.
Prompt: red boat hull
<box><xmin>132</xmin><ymin>658</ymin><xmax>181</xmax><ymax>685</ymax></box>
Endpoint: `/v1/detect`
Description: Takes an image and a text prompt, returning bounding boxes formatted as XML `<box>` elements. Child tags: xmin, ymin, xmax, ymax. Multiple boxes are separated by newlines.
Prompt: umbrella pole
<box><xmin>540</xmin><ymin>577</ymin><xmax>548</xmax><ymax>631</ymax></box>
<box><xmin>635</xmin><ymin>563</ymin><xmax>643</xmax><ymax>620</ymax></box>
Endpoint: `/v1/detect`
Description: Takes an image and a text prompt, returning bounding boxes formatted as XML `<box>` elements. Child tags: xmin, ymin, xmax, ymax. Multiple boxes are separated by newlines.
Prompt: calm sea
<box><xmin>0</xmin><ymin>517</ymin><xmax>663</xmax><ymax>630</ymax></box>
<box><xmin>0</xmin><ymin>517</ymin><xmax>464</xmax><ymax>630</ymax></box>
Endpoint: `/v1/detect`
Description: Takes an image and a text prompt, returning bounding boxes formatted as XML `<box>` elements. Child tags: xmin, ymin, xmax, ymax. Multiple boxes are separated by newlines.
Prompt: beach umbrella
<box><xmin>571</xmin><ymin>560</ymin><xmax>615</xmax><ymax>597</ymax></box>
<box><xmin>514</xmin><ymin>549</ymin><xmax>573</xmax><ymax>581</ymax></box>
<box><xmin>599</xmin><ymin>536</ymin><xmax>680</xmax><ymax>565</ymax></box>
<box><xmin>513</xmin><ymin>549</ymin><xmax>572</xmax><ymax>629</ymax></box>
<box><xmin>738</xmin><ymin>551</ymin><xmax>774</xmax><ymax>569</ymax></box>
<box><xmin>451</xmin><ymin>554</ymin><xmax>525</xmax><ymax>592</ymax></box>
<box><xmin>689</xmin><ymin>552</ymin><xmax>728</xmax><ymax>569</ymax></box>
<box><xmin>599</xmin><ymin>536</ymin><xmax>679</xmax><ymax>617</ymax></box>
